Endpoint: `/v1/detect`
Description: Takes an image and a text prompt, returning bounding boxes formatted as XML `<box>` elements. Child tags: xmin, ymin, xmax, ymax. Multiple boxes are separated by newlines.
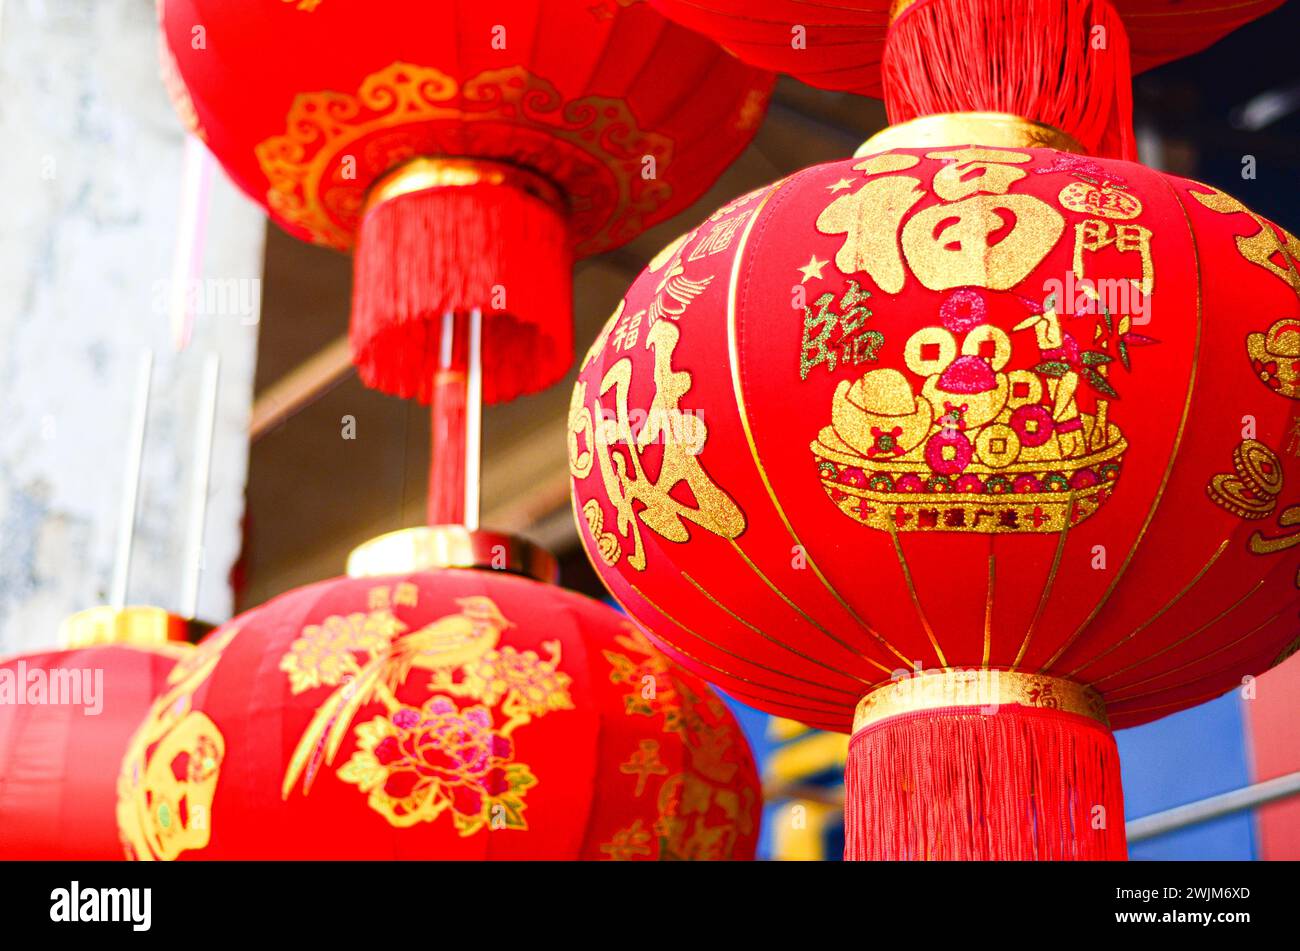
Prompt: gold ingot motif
<box><xmin>1246</xmin><ymin>318</ymin><xmax>1300</xmax><ymax>400</ymax></box>
<box><xmin>831</xmin><ymin>370</ymin><xmax>934</xmax><ymax>457</ymax></box>
<box><xmin>921</xmin><ymin>361</ymin><xmax>1010</xmax><ymax>429</ymax></box>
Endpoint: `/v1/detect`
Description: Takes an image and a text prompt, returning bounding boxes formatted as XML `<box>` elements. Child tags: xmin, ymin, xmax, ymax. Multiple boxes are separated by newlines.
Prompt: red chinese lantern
<box><xmin>0</xmin><ymin>608</ymin><xmax>194</xmax><ymax>859</ymax></box>
<box><xmin>649</xmin><ymin>0</ymin><xmax>1285</xmax><ymax>159</ymax></box>
<box><xmin>159</xmin><ymin>0</ymin><xmax>773</xmax><ymax>405</ymax></box>
<box><xmin>567</xmin><ymin>114</ymin><xmax>1300</xmax><ymax>859</ymax></box>
<box><xmin>116</xmin><ymin>529</ymin><xmax>761</xmax><ymax>860</ymax></box>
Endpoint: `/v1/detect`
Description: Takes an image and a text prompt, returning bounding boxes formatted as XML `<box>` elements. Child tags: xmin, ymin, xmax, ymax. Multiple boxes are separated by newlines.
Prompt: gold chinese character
<box><xmin>1073</xmin><ymin>219</ymin><xmax>1154</xmax><ymax>296</ymax></box>
<box><xmin>818</xmin><ymin>149</ymin><xmax>1063</xmax><ymax>294</ymax></box>
<box><xmin>591</xmin><ymin>321</ymin><xmax>745</xmax><ymax>571</ymax></box>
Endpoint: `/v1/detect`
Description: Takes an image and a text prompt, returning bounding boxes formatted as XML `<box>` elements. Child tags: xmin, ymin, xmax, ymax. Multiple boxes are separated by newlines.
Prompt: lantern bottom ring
<box><xmin>852</xmin><ymin>669</ymin><xmax>1109</xmax><ymax>733</ymax></box>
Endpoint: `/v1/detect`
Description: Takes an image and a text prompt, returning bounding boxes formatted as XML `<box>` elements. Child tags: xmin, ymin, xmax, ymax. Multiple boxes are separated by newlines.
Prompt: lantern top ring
<box><xmin>346</xmin><ymin>525</ymin><xmax>560</xmax><ymax>585</ymax></box>
<box><xmin>852</xmin><ymin>670</ymin><xmax>1109</xmax><ymax>734</ymax></box>
<box><xmin>57</xmin><ymin>605</ymin><xmax>208</xmax><ymax>650</ymax></box>
<box><xmin>855</xmin><ymin>112</ymin><xmax>1086</xmax><ymax>157</ymax></box>
<box><xmin>362</xmin><ymin>157</ymin><xmax>568</xmax><ymax>218</ymax></box>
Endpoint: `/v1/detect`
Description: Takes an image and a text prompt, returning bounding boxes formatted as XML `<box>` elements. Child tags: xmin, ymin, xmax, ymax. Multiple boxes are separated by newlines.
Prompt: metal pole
<box><xmin>110</xmin><ymin>350</ymin><xmax>153</xmax><ymax>609</ymax></box>
<box><xmin>180</xmin><ymin>353</ymin><xmax>221</xmax><ymax>620</ymax></box>
<box><xmin>464</xmin><ymin>307</ymin><xmax>483</xmax><ymax>531</ymax></box>
<box><xmin>1126</xmin><ymin>769</ymin><xmax>1300</xmax><ymax>843</ymax></box>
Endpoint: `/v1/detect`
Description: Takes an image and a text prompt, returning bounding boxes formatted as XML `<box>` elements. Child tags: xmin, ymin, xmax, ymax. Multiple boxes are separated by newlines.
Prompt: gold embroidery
<box><xmin>812</xmin><ymin>313</ymin><xmax>1129</xmax><ymax>534</ymax></box>
<box><xmin>1059</xmin><ymin>181</ymin><xmax>1143</xmax><ymax>220</ymax></box>
<box><xmin>1189</xmin><ymin>185</ymin><xmax>1300</xmax><ymax>296</ymax></box>
<box><xmin>817</xmin><ymin>175</ymin><xmax>924</xmax><ymax>294</ymax></box>
<box><xmin>1074</xmin><ymin>219</ymin><xmax>1154</xmax><ymax>296</ymax></box>
<box><xmin>254</xmin><ymin>62</ymin><xmax>675</xmax><ymax>252</ymax></box>
<box><xmin>282</xmin><ymin>595</ymin><xmax>574</xmax><ymax>834</ymax></box>
<box><xmin>818</xmin><ymin>149</ymin><xmax>1063</xmax><ymax>294</ymax></box>
<box><xmin>590</xmin><ymin>320</ymin><xmax>745</xmax><ymax>570</ymax></box>
<box><xmin>621</xmin><ymin>739</ymin><xmax>669</xmax><ymax>796</ymax></box>
<box><xmin>689</xmin><ymin>213</ymin><xmax>753</xmax><ymax>261</ymax></box>
<box><xmin>580</xmin><ymin>498</ymin><xmax>621</xmax><ymax>565</ymax></box>
<box><xmin>1205</xmin><ymin>440</ymin><xmax>1300</xmax><ymax>588</ymax></box>
<box><xmin>600</xmin><ymin>625</ymin><xmax>757</xmax><ymax>860</ymax></box>
<box><xmin>646</xmin><ymin>230</ymin><xmax>710</xmax><ymax>326</ymax></box>
<box><xmin>1208</xmin><ymin>439</ymin><xmax>1283</xmax><ymax>520</ymax></box>
<box><xmin>854</xmin><ymin>153</ymin><xmax>920</xmax><ymax>175</ymax></box>
<box><xmin>117</xmin><ymin>626</ymin><xmax>238</xmax><ymax>861</ymax></box>
<box><xmin>1247</xmin><ymin>318</ymin><xmax>1300</xmax><ymax>400</ymax></box>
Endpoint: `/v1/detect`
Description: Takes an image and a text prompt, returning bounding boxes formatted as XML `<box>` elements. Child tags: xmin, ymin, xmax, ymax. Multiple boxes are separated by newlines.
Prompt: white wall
<box><xmin>0</xmin><ymin>0</ymin><xmax>264</xmax><ymax>651</ymax></box>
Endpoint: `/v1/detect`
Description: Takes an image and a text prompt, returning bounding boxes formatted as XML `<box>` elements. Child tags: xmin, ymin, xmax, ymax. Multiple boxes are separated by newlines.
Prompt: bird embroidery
<box><xmin>282</xmin><ymin>597</ymin><xmax>514</xmax><ymax>798</ymax></box>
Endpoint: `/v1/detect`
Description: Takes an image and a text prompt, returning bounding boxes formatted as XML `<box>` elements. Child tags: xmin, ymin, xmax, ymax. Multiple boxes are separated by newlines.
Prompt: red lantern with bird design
<box><xmin>648</xmin><ymin>0</ymin><xmax>1285</xmax><ymax>160</ymax></box>
<box><xmin>567</xmin><ymin>114</ymin><xmax>1300</xmax><ymax>859</ymax></box>
<box><xmin>0</xmin><ymin>609</ymin><xmax>194</xmax><ymax>859</ymax></box>
<box><xmin>158</xmin><ymin>0</ymin><xmax>773</xmax><ymax>405</ymax></box>
<box><xmin>116</xmin><ymin>530</ymin><xmax>761</xmax><ymax>860</ymax></box>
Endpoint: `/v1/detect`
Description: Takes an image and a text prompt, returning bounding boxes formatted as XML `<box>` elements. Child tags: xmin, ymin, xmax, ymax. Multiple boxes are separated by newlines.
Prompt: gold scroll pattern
<box><xmin>255</xmin><ymin>62</ymin><xmax>676</xmax><ymax>252</ymax></box>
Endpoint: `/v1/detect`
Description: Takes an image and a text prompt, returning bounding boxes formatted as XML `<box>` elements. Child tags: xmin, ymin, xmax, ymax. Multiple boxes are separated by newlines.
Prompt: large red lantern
<box><xmin>159</xmin><ymin>0</ymin><xmax>773</xmax><ymax>404</ymax></box>
<box><xmin>116</xmin><ymin>530</ymin><xmax>761</xmax><ymax>860</ymax></box>
<box><xmin>0</xmin><ymin>609</ymin><xmax>193</xmax><ymax>859</ymax></box>
<box><xmin>568</xmin><ymin>114</ymin><xmax>1300</xmax><ymax>859</ymax></box>
<box><xmin>649</xmin><ymin>0</ymin><xmax>1284</xmax><ymax>160</ymax></box>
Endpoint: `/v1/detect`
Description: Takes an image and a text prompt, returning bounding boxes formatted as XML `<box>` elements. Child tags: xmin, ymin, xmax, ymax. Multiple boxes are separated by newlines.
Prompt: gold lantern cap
<box><xmin>58</xmin><ymin>605</ymin><xmax>210</xmax><ymax>650</ymax></box>
<box><xmin>346</xmin><ymin>525</ymin><xmax>559</xmax><ymax>585</ymax></box>
<box><xmin>856</xmin><ymin>112</ymin><xmax>1085</xmax><ymax>157</ymax></box>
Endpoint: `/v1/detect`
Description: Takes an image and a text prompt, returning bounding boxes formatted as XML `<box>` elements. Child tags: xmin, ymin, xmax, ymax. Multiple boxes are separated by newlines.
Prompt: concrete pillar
<box><xmin>0</xmin><ymin>0</ymin><xmax>264</xmax><ymax>652</ymax></box>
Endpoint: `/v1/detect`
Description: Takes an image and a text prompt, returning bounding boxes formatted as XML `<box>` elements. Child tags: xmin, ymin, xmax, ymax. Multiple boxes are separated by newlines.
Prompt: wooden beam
<box><xmin>249</xmin><ymin>335</ymin><xmax>353</xmax><ymax>441</ymax></box>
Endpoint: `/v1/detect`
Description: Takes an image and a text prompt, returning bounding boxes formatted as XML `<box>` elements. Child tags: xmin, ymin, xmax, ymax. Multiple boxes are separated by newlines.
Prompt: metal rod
<box><xmin>464</xmin><ymin>307</ymin><xmax>483</xmax><ymax>531</ymax></box>
<box><xmin>180</xmin><ymin>353</ymin><xmax>221</xmax><ymax>620</ymax></box>
<box><xmin>110</xmin><ymin>350</ymin><xmax>153</xmax><ymax>609</ymax></box>
<box><xmin>1126</xmin><ymin>769</ymin><xmax>1300</xmax><ymax>843</ymax></box>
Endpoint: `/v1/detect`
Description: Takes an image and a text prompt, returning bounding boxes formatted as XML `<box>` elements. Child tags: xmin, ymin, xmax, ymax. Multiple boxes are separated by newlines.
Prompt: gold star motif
<box><xmin>797</xmin><ymin>255</ymin><xmax>828</xmax><ymax>284</ymax></box>
<box><xmin>827</xmin><ymin>178</ymin><xmax>854</xmax><ymax>193</ymax></box>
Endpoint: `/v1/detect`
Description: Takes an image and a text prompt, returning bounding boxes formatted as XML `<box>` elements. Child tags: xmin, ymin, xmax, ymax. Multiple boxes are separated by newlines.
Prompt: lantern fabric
<box><xmin>116</xmin><ymin>569</ymin><xmax>761</xmax><ymax>860</ymax></box>
<box><xmin>567</xmin><ymin>122</ymin><xmax>1300</xmax><ymax>857</ymax></box>
<box><xmin>650</xmin><ymin>0</ymin><xmax>1284</xmax><ymax>94</ymax></box>
<box><xmin>649</xmin><ymin>0</ymin><xmax>1284</xmax><ymax>160</ymax></box>
<box><xmin>159</xmin><ymin>0</ymin><xmax>773</xmax><ymax>405</ymax></box>
<box><xmin>0</xmin><ymin>645</ymin><xmax>186</xmax><ymax>859</ymax></box>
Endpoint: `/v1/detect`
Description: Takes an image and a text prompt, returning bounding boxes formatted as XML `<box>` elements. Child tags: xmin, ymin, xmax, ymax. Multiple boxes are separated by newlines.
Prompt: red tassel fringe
<box><xmin>351</xmin><ymin>182</ymin><xmax>573</xmax><ymax>405</ymax></box>
<box><xmin>883</xmin><ymin>0</ymin><xmax>1136</xmax><ymax>159</ymax></box>
<box><xmin>845</xmin><ymin>705</ymin><xmax>1128</xmax><ymax>860</ymax></box>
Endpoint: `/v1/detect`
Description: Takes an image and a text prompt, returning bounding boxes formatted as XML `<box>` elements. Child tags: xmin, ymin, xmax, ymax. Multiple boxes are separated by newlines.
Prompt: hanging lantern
<box><xmin>649</xmin><ymin>0</ymin><xmax>1284</xmax><ymax>159</ymax></box>
<box><xmin>567</xmin><ymin>114</ymin><xmax>1300</xmax><ymax>859</ymax></box>
<box><xmin>116</xmin><ymin>528</ymin><xmax>762</xmax><ymax>860</ymax></box>
<box><xmin>0</xmin><ymin>607</ymin><xmax>196</xmax><ymax>859</ymax></box>
<box><xmin>158</xmin><ymin>0</ymin><xmax>773</xmax><ymax>404</ymax></box>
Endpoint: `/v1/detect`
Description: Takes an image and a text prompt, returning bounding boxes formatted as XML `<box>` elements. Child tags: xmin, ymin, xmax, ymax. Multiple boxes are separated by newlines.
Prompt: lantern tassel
<box><xmin>351</xmin><ymin>162</ymin><xmax>572</xmax><ymax>405</ymax></box>
<box><xmin>883</xmin><ymin>0</ymin><xmax>1136</xmax><ymax>159</ymax></box>
<box><xmin>845</xmin><ymin>676</ymin><xmax>1128</xmax><ymax>860</ymax></box>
